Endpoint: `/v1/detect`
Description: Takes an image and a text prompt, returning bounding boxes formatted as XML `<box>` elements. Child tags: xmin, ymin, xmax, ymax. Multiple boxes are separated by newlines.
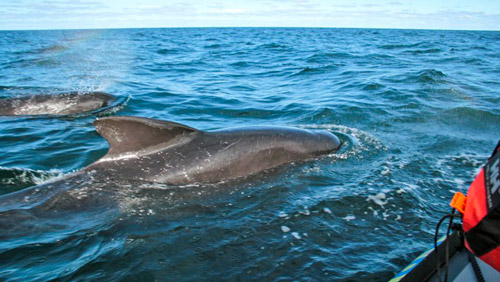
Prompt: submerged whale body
<box><xmin>0</xmin><ymin>116</ymin><xmax>341</xmax><ymax>213</ymax></box>
<box><xmin>0</xmin><ymin>91</ymin><xmax>117</xmax><ymax>116</ymax></box>
<box><xmin>87</xmin><ymin>116</ymin><xmax>342</xmax><ymax>184</ymax></box>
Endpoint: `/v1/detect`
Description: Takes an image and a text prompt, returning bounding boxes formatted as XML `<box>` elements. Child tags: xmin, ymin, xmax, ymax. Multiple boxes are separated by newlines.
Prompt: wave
<box><xmin>306</xmin><ymin>52</ymin><xmax>352</xmax><ymax>63</ymax></box>
<box><xmin>156</xmin><ymin>48</ymin><xmax>183</xmax><ymax>55</ymax></box>
<box><xmin>293</xmin><ymin>67</ymin><xmax>324</xmax><ymax>76</ymax></box>
<box><xmin>414</xmin><ymin>69</ymin><xmax>447</xmax><ymax>83</ymax></box>
<box><xmin>259</xmin><ymin>43</ymin><xmax>291</xmax><ymax>50</ymax></box>
<box><xmin>379</xmin><ymin>42</ymin><xmax>425</xmax><ymax>50</ymax></box>
<box><xmin>0</xmin><ymin>167</ymin><xmax>64</xmax><ymax>196</ymax></box>
<box><xmin>204</xmin><ymin>43</ymin><xmax>222</xmax><ymax>49</ymax></box>
<box><xmin>439</xmin><ymin>107</ymin><xmax>500</xmax><ymax>128</ymax></box>
<box><xmin>386</xmin><ymin>69</ymin><xmax>448</xmax><ymax>85</ymax></box>
<box><xmin>290</xmin><ymin>65</ymin><xmax>341</xmax><ymax>77</ymax></box>
<box><xmin>229</xmin><ymin>61</ymin><xmax>253</xmax><ymax>68</ymax></box>
<box><xmin>0</xmin><ymin>27</ymin><xmax>498</xmax><ymax>282</ymax></box>
<box><xmin>408</xmin><ymin>48</ymin><xmax>442</xmax><ymax>55</ymax></box>
<box><xmin>362</xmin><ymin>83</ymin><xmax>385</xmax><ymax>91</ymax></box>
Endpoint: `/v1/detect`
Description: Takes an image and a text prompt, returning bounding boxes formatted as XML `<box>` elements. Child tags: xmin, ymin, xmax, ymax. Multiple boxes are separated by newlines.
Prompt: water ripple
<box><xmin>0</xmin><ymin>28</ymin><xmax>499</xmax><ymax>281</ymax></box>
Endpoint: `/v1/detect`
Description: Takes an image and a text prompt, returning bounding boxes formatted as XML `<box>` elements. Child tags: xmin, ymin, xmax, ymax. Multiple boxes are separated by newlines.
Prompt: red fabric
<box><xmin>480</xmin><ymin>247</ymin><xmax>500</xmax><ymax>273</ymax></box>
<box><xmin>462</xmin><ymin>169</ymin><xmax>488</xmax><ymax>232</ymax></box>
<box><xmin>461</xmin><ymin>141</ymin><xmax>500</xmax><ymax>272</ymax></box>
<box><xmin>465</xmin><ymin>240</ymin><xmax>500</xmax><ymax>272</ymax></box>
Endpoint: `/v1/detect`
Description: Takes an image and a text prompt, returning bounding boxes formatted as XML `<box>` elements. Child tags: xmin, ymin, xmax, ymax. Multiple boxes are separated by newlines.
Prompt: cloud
<box><xmin>0</xmin><ymin>0</ymin><xmax>499</xmax><ymax>30</ymax></box>
<box><xmin>0</xmin><ymin>1</ymin><xmax>201</xmax><ymax>29</ymax></box>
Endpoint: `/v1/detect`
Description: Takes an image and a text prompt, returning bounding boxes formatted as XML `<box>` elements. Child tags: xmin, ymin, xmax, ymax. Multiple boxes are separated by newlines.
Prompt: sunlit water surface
<box><xmin>0</xmin><ymin>28</ymin><xmax>499</xmax><ymax>281</ymax></box>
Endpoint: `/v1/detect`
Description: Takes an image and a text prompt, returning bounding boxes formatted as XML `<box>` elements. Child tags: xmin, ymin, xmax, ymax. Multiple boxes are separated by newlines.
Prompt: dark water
<box><xmin>0</xmin><ymin>28</ymin><xmax>499</xmax><ymax>281</ymax></box>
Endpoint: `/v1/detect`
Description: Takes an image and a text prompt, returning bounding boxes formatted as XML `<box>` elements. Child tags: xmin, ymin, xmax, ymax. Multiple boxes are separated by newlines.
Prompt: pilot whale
<box><xmin>85</xmin><ymin>116</ymin><xmax>342</xmax><ymax>184</ymax></box>
<box><xmin>0</xmin><ymin>91</ymin><xmax>117</xmax><ymax>116</ymax></box>
<box><xmin>2</xmin><ymin>115</ymin><xmax>341</xmax><ymax>189</ymax></box>
<box><xmin>0</xmin><ymin>116</ymin><xmax>341</xmax><ymax>213</ymax></box>
<box><xmin>0</xmin><ymin>116</ymin><xmax>342</xmax><ymax>246</ymax></box>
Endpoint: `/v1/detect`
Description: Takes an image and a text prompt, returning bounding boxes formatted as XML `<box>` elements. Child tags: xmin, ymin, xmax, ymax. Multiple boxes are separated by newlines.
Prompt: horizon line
<box><xmin>1</xmin><ymin>26</ymin><xmax>499</xmax><ymax>32</ymax></box>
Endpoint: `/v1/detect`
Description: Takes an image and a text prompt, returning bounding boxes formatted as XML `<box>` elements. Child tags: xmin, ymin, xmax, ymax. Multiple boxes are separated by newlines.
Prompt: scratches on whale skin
<box><xmin>223</xmin><ymin>139</ymin><xmax>241</xmax><ymax>151</ymax></box>
<box><xmin>85</xmin><ymin>116</ymin><xmax>341</xmax><ymax>185</ymax></box>
<box><xmin>96</xmin><ymin>152</ymin><xmax>140</xmax><ymax>163</ymax></box>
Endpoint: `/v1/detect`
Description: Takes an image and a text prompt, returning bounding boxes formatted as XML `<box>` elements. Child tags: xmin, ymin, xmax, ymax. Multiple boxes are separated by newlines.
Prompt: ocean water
<box><xmin>0</xmin><ymin>28</ymin><xmax>499</xmax><ymax>281</ymax></box>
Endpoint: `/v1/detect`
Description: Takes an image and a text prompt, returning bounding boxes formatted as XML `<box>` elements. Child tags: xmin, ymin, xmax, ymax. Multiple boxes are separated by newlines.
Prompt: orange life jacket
<box><xmin>451</xmin><ymin>140</ymin><xmax>500</xmax><ymax>272</ymax></box>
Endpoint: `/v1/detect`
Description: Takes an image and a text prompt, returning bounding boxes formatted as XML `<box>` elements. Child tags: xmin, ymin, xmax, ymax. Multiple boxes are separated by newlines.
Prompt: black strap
<box><xmin>468</xmin><ymin>251</ymin><xmax>486</xmax><ymax>282</ymax></box>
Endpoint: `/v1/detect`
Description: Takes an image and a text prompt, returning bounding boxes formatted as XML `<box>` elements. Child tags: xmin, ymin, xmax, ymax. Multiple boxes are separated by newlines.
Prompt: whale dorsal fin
<box><xmin>94</xmin><ymin>116</ymin><xmax>199</xmax><ymax>157</ymax></box>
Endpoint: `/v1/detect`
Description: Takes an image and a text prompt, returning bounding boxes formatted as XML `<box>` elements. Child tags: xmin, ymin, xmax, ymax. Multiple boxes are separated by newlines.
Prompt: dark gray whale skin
<box><xmin>0</xmin><ymin>116</ymin><xmax>341</xmax><ymax>214</ymax></box>
<box><xmin>85</xmin><ymin>116</ymin><xmax>342</xmax><ymax>185</ymax></box>
<box><xmin>0</xmin><ymin>91</ymin><xmax>116</xmax><ymax>116</ymax></box>
<box><xmin>0</xmin><ymin>116</ymin><xmax>341</xmax><ymax>242</ymax></box>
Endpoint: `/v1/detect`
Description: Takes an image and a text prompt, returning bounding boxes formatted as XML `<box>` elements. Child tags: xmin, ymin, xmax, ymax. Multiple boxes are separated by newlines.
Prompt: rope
<box><xmin>434</xmin><ymin>209</ymin><xmax>461</xmax><ymax>282</ymax></box>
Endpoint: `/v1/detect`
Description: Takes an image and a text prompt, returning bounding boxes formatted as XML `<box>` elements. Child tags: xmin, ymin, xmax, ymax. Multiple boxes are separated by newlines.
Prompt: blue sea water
<box><xmin>0</xmin><ymin>28</ymin><xmax>499</xmax><ymax>281</ymax></box>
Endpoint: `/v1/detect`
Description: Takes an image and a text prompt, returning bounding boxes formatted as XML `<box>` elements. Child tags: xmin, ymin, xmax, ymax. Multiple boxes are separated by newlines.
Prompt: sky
<box><xmin>1</xmin><ymin>0</ymin><xmax>499</xmax><ymax>31</ymax></box>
